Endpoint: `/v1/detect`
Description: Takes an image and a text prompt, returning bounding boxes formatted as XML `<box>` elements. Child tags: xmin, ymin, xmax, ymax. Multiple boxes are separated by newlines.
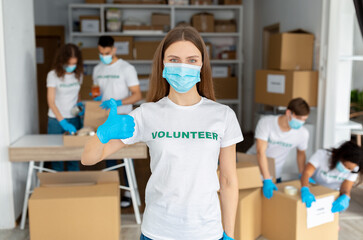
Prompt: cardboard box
<box><xmin>213</xmin><ymin>77</ymin><xmax>237</xmax><ymax>99</ymax></box>
<box><xmin>80</xmin><ymin>16</ymin><xmax>100</xmax><ymax>33</ymax></box>
<box><xmin>138</xmin><ymin>75</ymin><xmax>149</xmax><ymax>99</ymax></box>
<box><xmin>123</xmin><ymin>25</ymin><xmax>163</xmax><ymax>32</ymax></box>
<box><xmin>215</xmin><ymin>19</ymin><xmax>237</xmax><ymax>32</ymax></box>
<box><xmin>255</xmin><ymin>69</ymin><xmax>318</xmax><ymax>107</ymax></box>
<box><xmin>237</xmin><ymin>153</ymin><xmax>276</xmax><ymax>182</ymax></box>
<box><xmin>219</xmin><ymin>0</ymin><xmax>242</xmax><ymax>4</ymax></box>
<box><xmin>168</xmin><ymin>0</ymin><xmax>188</xmax><ymax>5</ymax></box>
<box><xmin>29</xmin><ymin>171</ymin><xmax>120</xmax><ymax>240</ymax></box>
<box><xmin>235</xmin><ymin>188</ymin><xmax>262</xmax><ymax>240</ymax></box>
<box><xmin>81</xmin><ymin>48</ymin><xmax>99</xmax><ymax>60</ymax></box>
<box><xmin>86</xmin><ymin>0</ymin><xmax>106</xmax><ymax>3</ymax></box>
<box><xmin>262</xmin><ymin>180</ymin><xmax>339</xmax><ymax>240</ymax></box>
<box><xmin>220</xmin><ymin>50</ymin><xmax>236</xmax><ymax>59</ymax></box>
<box><xmin>114</xmin><ymin>0</ymin><xmax>166</xmax><ymax>3</ymax></box>
<box><xmin>192</xmin><ymin>13</ymin><xmax>215</xmax><ymax>32</ymax></box>
<box><xmin>134</xmin><ymin>41</ymin><xmax>160</xmax><ymax>60</ymax></box>
<box><xmin>80</xmin><ymin>75</ymin><xmax>93</xmax><ymax>101</ymax></box>
<box><xmin>268</xmin><ymin>30</ymin><xmax>314</xmax><ymax>70</ymax></box>
<box><xmin>191</xmin><ymin>0</ymin><xmax>213</xmax><ymax>5</ymax></box>
<box><xmin>151</xmin><ymin>13</ymin><xmax>170</xmax><ymax>31</ymax></box>
<box><xmin>114</xmin><ymin>36</ymin><xmax>133</xmax><ymax>59</ymax></box>
<box><xmin>212</xmin><ymin>66</ymin><xmax>231</xmax><ymax>78</ymax></box>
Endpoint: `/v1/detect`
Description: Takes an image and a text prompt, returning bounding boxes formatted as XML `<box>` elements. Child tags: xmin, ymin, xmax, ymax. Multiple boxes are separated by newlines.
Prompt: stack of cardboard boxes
<box><xmin>255</xmin><ymin>30</ymin><xmax>318</xmax><ymax>107</ymax></box>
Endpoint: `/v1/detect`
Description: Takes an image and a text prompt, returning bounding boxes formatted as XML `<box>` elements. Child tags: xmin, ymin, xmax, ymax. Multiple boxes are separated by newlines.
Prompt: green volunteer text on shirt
<box><xmin>59</xmin><ymin>82</ymin><xmax>80</xmax><ymax>88</ymax></box>
<box><xmin>96</xmin><ymin>75</ymin><xmax>120</xmax><ymax>79</ymax></box>
<box><xmin>321</xmin><ymin>171</ymin><xmax>347</xmax><ymax>182</ymax></box>
<box><xmin>152</xmin><ymin>131</ymin><xmax>218</xmax><ymax>140</ymax></box>
<box><xmin>268</xmin><ymin>138</ymin><xmax>293</xmax><ymax>148</ymax></box>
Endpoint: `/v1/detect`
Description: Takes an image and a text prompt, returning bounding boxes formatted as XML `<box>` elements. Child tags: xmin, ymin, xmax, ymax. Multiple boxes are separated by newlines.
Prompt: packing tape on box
<box><xmin>284</xmin><ymin>186</ymin><xmax>298</xmax><ymax>196</ymax></box>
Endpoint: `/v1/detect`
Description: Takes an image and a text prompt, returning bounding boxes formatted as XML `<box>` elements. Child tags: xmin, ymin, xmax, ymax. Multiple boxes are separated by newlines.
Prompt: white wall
<box><xmin>0</xmin><ymin>0</ymin><xmax>37</xmax><ymax>229</ymax></box>
<box><xmin>352</xmin><ymin>18</ymin><xmax>363</xmax><ymax>90</ymax></box>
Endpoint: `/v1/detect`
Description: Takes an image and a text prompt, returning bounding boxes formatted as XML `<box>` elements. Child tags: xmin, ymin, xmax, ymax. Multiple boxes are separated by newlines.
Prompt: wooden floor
<box><xmin>1</xmin><ymin>196</ymin><xmax>363</xmax><ymax>240</ymax></box>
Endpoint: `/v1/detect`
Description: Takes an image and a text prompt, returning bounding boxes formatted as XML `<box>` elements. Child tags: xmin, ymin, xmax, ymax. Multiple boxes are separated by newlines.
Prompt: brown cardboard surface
<box><xmin>113</xmin><ymin>36</ymin><xmax>134</xmax><ymax>59</ymax></box>
<box><xmin>220</xmin><ymin>50</ymin><xmax>236</xmax><ymax>59</ymax></box>
<box><xmin>237</xmin><ymin>153</ymin><xmax>276</xmax><ymax>181</ymax></box>
<box><xmin>213</xmin><ymin>77</ymin><xmax>237</xmax><ymax>99</ymax></box>
<box><xmin>192</xmin><ymin>13</ymin><xmax>215</xmax><ymax>32</ymax></box>
<box><xmin>215</xmin><ymin>19</ymin><xmax>237</xmax><ymax>32</ymax></box>
<box><xmin>29</xmin><ymin>171</ymin><xmax>120</xmax><ymax>240</ymax></box>
<box><xmin>151</xmin><ymin>13</ymin><xmax>170</xmax><ymax>27</ymax></box>
<box><xmin>81</xmin><ymin>48</ymin><xmax>99</xmax><ymax>60</ymax></box>
<box><xmin>123</xmin><ymin>25</ymin><xmax>163</xmax><ymax>31</ymax></box>
<box><xmin>262</xmin><ymin>180</ymin><xmax>339</xmax><ymax>240</ymax></box>
<box><xmin>219</xmin><ymin>0</ymin><xmax>242</xmax><ymax>4</ymax></box>
<box><xmin>86</xmin><ymin>0</ymin><xmax>106</xmax><ymax>3</ymax></box>
<box><xmin>191</xmin><ymin>0</ymin><xmax>213</xmax><ymax>5</ymax></box>
<box><xmin>235</xmin><ymin>188</ymin><xmax>262</xmax><ymax>240</ymax></box>
<box><xmin>134</xmin><ymin>41</ymin><xmax>160</xmax><ymax>60</ymax></box>
<box><xmin>80</xmin><ymin>75</ymin><xmax>93</xmax><ymax>101</ymax></box>
<box><xmin>268</xmin><ymin>31</ymin><xmax>314</xmax><ymax>70</ymax></box>
<box><xmin>255</xmin><ymin>69</ymin><xmax>318</xmax><ymax>107</ymax></box>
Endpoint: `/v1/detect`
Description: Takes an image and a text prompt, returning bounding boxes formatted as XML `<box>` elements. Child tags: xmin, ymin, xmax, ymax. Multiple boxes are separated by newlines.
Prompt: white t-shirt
<box><xmin>47</xmin><ymin>70</ymin><xmax>82</xmax><ymax>119</ymax></box>
<box><xmin>309</xmin><ymin>149</ymin><xmax>358</xmax><ymax>190</ymax></box>
<box><xmin>122</xmin><ymin>97</ymin><xmax>243</xmax><ymax>240</ymax></box>
<box><xmin>247</xmin><ymin>115</ymin><xmax>309</xmax><ymax>178</ymax></box>
<box><xmin>93</xmin><ymin>59</ymin><xmax>139</xmax><ymax>114</ymax></box>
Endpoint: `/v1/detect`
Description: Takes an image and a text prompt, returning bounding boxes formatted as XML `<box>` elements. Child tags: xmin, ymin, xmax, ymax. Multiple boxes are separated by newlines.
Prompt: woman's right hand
<box><xmin>59</xmin><ymin>119</ymin><xmax>77</xmax><ymax>134</ymax></box>
<box><xmin>96</xmin><ymin>98</ymin><xmax>135</xmax><ymax>144</ymax></box>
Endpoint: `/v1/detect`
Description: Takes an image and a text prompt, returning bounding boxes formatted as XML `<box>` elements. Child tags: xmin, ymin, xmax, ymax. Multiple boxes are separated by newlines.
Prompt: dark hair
<box><xmin>287</xmin><ymin>98</ymin><xmax>310</xmax><ymax>116</ymax></box>
<box><xmin>147</xmin><ymin>25</ymin><xmax>215</xmax><ymax>102</ymax></box>
<box><xmin>329</xmin><ymin>141</ymin><xmax>363</xmax><ymax>185</ymax></box>
<box><xmin>98</xmin><ymin>36</ymin><xmax>114</xmax><ymax>47</ymax></box>
<box><xmin>52</xmin><ymin>43</ymin><xmax>83</xmax><ymax>81</ymax></box>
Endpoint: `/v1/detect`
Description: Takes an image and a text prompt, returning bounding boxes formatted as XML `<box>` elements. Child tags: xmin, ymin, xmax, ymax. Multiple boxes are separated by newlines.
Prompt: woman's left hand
<box><xmin>223</xmin><ymin>231</ymin><xmax>234</xmax><ymax>240</ymax></box>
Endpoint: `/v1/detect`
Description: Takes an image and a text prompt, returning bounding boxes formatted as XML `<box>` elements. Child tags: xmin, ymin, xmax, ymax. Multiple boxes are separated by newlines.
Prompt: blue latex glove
<box><xmin>96</xmin><ymin>98</ymin><xmax>134</xmax><ymax>144</ymax></box>
<box><xmin>263</xmin><ymin>179</ymin><xmax>278</xmax><ymax>199</ymax></box>
<box><xmin>76</xmin><ymin>102</ymin><xmax>85</xmax><ymax>116</ymax></box>
<box><xmin>89</xmin><ymin>92</ymin><xmax>103</xmax><ymax>101</ymax></box>
<box><xmin>59</xmin><ymin>119</ymin><xmax>77</xmax><ymax>134</ymax></box>
<box><xmin>301</xmin><ymin>186</ymin><xmax>316</xmax><ymax>208</ymax></box>
<box><xmin>100</xmin><ymin>99</ymin><xmax>122</xmax><ymax>110</ymax></box>
<box><xmin>223</xmin><ymin>231</ymin><xmax>234</xmax><ymax>240</ymax></box>
<box><xmin>299</xmin><ymin>173</ymin><xmax>316</xmax><ymax>184</ymax></box>
<box><xmin>331</xmin><ymin>194</ymin><xmax>350</xmax><ymax>213</ymax></box>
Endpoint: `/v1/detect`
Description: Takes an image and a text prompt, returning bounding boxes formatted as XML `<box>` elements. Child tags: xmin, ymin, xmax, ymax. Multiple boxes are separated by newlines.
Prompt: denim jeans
<box><xmin>140</xmin><ymin>233</ymin><xmax>224</xmax><ymax>240</ymax></box>
<box><xmin>47</xmin><ymin>117</ymin><xmax>81</xmax><ymax>171</ymax></box>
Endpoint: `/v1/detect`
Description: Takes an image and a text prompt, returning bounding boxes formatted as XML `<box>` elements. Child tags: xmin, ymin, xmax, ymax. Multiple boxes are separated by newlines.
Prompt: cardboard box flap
<box><xmin>288</xmin><ymin>28</ymin><xmax>313</xmax><ymax>35</ymax></box>
<box><xmin>37</xmin><ymin>171</ymin><xmax>119</xmax><ymax>187</ymax></box>
<box><xmin>84</xmin><ymin>101</ymin><xmax>109</xmax><ymax>129</ymax></box>
<box><xmin>237</xmin><ymin>152</ymin><xmax>276</xmax><ymax>181</ymax></box>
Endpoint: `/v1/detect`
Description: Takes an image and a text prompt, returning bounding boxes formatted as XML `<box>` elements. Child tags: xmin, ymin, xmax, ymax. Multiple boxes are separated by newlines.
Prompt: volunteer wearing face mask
<box><xmin>82</xmin><ymin>26</ymin><xmax>243</xmax><ymax>240</ymax></box>
<box><xmin>300</xmin><ymin>141</ymin><xmax>363</xmax><ymax>213</ymax></box>
<box><xmin>247</xmin><ymin>98</ymin><xmax>310</xmax><ymax>199</ymax></box>
<box><xmin>47</xmin><ymin>43</ymin><xmax>83</xmax><ymax>171</ymax></box>
<box><xmin>93</xmin><ymin>36</ymin><xmax>142</xmax><ymax>207</ymax></box>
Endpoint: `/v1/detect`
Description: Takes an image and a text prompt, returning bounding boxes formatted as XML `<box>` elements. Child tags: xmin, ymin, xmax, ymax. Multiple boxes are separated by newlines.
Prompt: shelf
<box><xmin>336</xmin><ymin>121</ymin><xmax>362</xmax><ymax>130</ymax></box>
<box><xmin>71</xmin><ymin>32</ymin><xmax>167</xmax><ymax>37</ymax></box>
<box><xmin>339</xmin><ymin>55</ymin><xmax>363</xmax><ymax>61</ymax></box>
<box><xmin>70</xmin><ymin>3</ymin><xmax>242</xmax><ymax>10</ymax></box>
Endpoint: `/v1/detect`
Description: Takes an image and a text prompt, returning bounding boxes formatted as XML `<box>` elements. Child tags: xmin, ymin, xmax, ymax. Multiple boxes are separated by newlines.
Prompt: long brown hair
<box><xmin>147</xmin><ymin>25</ymin><xmax>215</xmax><ymax>102</ymax></box>
<box><xmin>52</xmin><ymin>43</ymin><xmax>83</xmax><ymax>81</ymax></box>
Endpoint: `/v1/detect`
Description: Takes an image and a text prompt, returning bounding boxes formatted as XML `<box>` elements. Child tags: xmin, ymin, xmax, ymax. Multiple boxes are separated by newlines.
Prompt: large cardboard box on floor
<box><xmin>268</xmin><ymin>30</ymin><xmax>314</xmax><ymax>70</ymax></box>
<box><xmin>218</xmin><ymin>153</ymin><xmax>275</xmax><ymax>189</ymax></box>
<box><xmin>262</xmin><ymin>180</ymin><xmax>339</xmax><ymax>240</ymax></box>
<box><xmin>79</xmin><ymin>75</ymin><xmax>93</xmax><ymax>101</ymax></box>
<box><xmin>29</xmin><ymin>171</ymin><xmax>120</xmax><ymax>240</ymax></box>
<box><xmin>63</xmin><ymin>101</ymin><xmax>108</xmax><ymax>146</ymax></box>
<box><xmin>255</xmin><ymin>69</ymin><xmax>318</xmax><ymax>107</ymax></box>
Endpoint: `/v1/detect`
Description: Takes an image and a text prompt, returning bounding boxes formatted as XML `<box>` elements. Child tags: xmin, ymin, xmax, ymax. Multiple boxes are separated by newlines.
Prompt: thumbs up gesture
<box><xmin>96</xmin><ymin>98</ymin><xmax>135</xmax><ymax>144</ymax></box>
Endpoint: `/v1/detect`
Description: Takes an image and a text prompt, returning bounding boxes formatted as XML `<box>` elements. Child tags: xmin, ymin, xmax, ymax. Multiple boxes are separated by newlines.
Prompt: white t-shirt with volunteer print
<box><xmin>93</xmin><ymin>59</ymin><xmax>139</xmax><ymax>114</ymax></box>
<box><xmin>309</xmin><ymin>149</ymin><xmax>358</xmax><ymax>190</ymax></box>
<box><xmin>121</xmin><ymin>96</ymin><xmax>243</xmax><ymax>240</ymax></box>
<box><xmin>247</xmin><ymin>115</ymin><xmax>309</xmax><ymax>178</ymax></box>
<box><xmin>47</xmin><ymin>70</ymin><xmax>82</xmax><ymax>119</ymax></box>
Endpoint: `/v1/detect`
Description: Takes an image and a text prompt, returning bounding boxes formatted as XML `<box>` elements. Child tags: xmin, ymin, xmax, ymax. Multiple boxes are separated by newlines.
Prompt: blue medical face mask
<box><xmin>336</xmin><ymin>161</ymin><xmax>351</xmax><ymax>174</ymax></box>
<box><xmin>64</xmin><ymin>64</ymin><xmax>76</xmax><ymax>73</ymax></box>
<box><xmin>288</xmin><ymin>113</ymin><xmax>305</xmax><ymax>130</ymax></box>
<box><xmin>99</xmin><ymin>54</ymin><xmax>113</xmax><ymax>65</ymax></box>
<box><xmin>162</xmin><ymin>63</ymin><xmax>202</xmax><ymax>93</ymax></box>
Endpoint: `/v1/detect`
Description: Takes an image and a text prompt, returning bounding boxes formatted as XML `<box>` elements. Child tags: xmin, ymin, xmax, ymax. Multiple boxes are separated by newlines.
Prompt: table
<box><xmin>9</xmin><ymin>134</ymin><xmax>148</xmax><ymax>229</ymax></box>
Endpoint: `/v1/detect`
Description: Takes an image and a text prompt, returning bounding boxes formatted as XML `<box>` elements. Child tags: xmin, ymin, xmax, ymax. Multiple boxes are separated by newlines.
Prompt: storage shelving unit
<box><xmin>69</xmin><ymin>3</ymin><xmax>243</xmax><ymax>121</ymax></box>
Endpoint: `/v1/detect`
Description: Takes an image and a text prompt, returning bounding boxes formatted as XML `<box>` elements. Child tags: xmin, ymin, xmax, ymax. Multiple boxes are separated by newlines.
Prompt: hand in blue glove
<box><xmin>59</xmin><ymin>119</ymin><xmax>77</xmax><ymax>134</ymax></box>
<box><xmin>299</xmin><ymin>173</ymin><xmax>316</xmax><ymax>184</ymax></box>
<box><xmin>76</xmin><ymin>102</ymin><xmax>85</xmax><ymax>116</ymax></box>
<box><xmin>100</xmin><ymin>99</ymin><xmax>122</xmax><ymax>110</ymax></box>
<box><xmin>331</xmin><ymin>194</ymin><xmax>350</xmax><ymax>213</ymax></box>
<box><xmin>223</xmin><ymin>231</ymin><xmax>234</xmax><ymax>240</ymax></box>
<box><xmin>301</xmin><ymin>186</ymin><xmax>316</xmax><ymax>208</ymax></box>
<box><xmin>96</xmin><ymin>98</ymin><xmax>134</xmax><ymax>144</ymax></box>
<box><xmin>89</xmin><ymin>92</ymin><xmax>103</xmax><ymax>101</ymax></box>
<box><xmin>263</xmin><ymin>179</ymin><xmax>278</xmax><ymax>199</ymax></box>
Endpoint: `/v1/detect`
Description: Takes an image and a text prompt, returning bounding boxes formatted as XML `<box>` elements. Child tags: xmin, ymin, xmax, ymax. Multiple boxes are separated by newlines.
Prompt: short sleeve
<box><xmin>254</xmin><ymin>117</ymin><xmax>270</xmax><ymax>142</ymax></box>
<box><xmin>121</xmin><ymin>106</ymin><xmax>144</xmax><ymax>145</ymax></box>
<box><xmin>308</xmin><ymin>149</ymin><xmax>325</xmax><ymax>168</ymax></box>
<box><xmin>46</xmin><ymin>71</ymin><xmax>57</xmax><ymax>87</ymax></box>
<box><xmin>92</xmin><ymin>65</ymin><xmax>99</xmax><ymax>85</ymax></box>
<box><xmin>125</xmin><ymin>65</ymin><xmax>139</xmax><ymax>87</ymax></box>
<box><xmin>347</xmin><ymin>173</ymin><xmax>359</xmax><ymax>182</ymax></box>
<box><xmin>220</xmin><ymin>107</ymin><xmax>244</xmax><ymax>148</ymax></box>
<box><xmin>297</xmin><ymin>128</ymin><xmax>309</xmax><ymax>151</ymax></box>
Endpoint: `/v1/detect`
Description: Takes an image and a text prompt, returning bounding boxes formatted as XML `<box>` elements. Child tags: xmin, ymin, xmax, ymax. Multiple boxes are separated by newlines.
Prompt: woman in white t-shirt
<box><xmin>300</xmin><ymin>141</ymin><xmax>363</xmax><ymax>213</ymax></box>
<box><xmin>47</xmin><ymin>43</ymin><xmax>83</xmax><ymax>171</ymax></box>
<box><xmin>82</xmin><ymin>26</ymin><xmax>243</xmax><ymax>240</ymax></box>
